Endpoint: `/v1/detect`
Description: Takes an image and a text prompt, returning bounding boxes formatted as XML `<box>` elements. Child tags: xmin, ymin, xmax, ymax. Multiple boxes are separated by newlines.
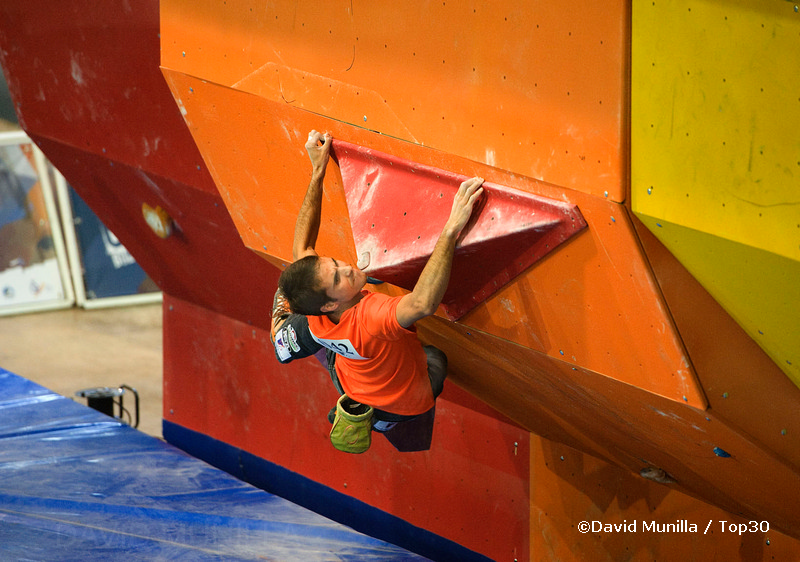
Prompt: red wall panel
<box><xmin>163</xmin><ymin>293</ymin><xmax>530</xmax><ymax>560</ymax></box>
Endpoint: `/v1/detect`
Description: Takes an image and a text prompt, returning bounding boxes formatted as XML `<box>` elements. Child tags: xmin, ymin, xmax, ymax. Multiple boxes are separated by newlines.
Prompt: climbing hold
<box><xmin>640</xmin><ymin>466</ymin><xmax>677</xmax><ymax>484</ymax></box>
<box><xmin>142</xmin><ymin>203</ymin><xmax>173</xmax><ymax>239</ymax></box>
<box><xmin>713</xmin><ymin>447</ymin><xmax>731</xmax><ymax>458</ymax></box>
<box><xmin>333</xmin><ymin>139</ymin><xmax>588</xmax><ymax>320</ymax></box>
<box><xmin>356</xmin><ymin>251</ymin><xmax>371</xmax><ymax>271</ymax></box>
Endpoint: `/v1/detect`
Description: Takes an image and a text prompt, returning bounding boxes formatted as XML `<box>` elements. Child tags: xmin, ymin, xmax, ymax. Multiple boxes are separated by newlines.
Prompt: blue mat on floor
<box><xmin>0</xmin><ymin>368</ymin><xmax>428</xmax><ymax>561</ymax></box>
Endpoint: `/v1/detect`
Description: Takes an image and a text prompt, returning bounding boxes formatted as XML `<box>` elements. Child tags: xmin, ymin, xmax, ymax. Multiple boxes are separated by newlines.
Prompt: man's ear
<box><xmin>320</xmin><ymin>301</ymin><xmax>339</xmax><ymax>313</ymax></box>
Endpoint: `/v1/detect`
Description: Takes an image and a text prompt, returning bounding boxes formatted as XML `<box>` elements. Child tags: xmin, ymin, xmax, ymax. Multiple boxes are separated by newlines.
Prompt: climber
<box><xmin>272</xmin><ymin>130</ymin><xmax>483</xmax><ymax>439</ymax></box>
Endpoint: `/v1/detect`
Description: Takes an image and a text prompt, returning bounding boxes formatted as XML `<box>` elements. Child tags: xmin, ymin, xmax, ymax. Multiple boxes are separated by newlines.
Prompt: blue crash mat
<box><xmin>0</xmin><ymin>368</ymin><xmax>428</xmax><ymax>561</ymax></box>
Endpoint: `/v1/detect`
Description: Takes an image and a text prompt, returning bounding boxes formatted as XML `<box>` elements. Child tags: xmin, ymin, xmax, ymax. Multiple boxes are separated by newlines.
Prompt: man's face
<box><xmin>316</xmin><ymin>257</ymin><xmax>367</xmax><ymax>311</ymax></box>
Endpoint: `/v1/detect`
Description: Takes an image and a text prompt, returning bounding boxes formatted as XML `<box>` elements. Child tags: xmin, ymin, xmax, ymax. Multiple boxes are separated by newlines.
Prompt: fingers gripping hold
<box><xmin>447</xmin><ymin>177</ymin><xmax>484</xmax><ymax>236</ymax></box>
<box><xmin>305</xmin><ymin>130</ymin><xmax>333</xmax><ymax>171</ymax></box>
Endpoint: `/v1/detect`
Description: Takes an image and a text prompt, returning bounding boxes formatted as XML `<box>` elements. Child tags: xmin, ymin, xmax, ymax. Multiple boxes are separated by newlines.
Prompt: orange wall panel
<box><xmin>529</xmin><ymin>437</ymin><xmax>800</xmax><ymax>561</ymax></box>
<box><xmin>161</xmin><ymin>0</ymin><xmax>630</xmax><ymax>200</ymax></box>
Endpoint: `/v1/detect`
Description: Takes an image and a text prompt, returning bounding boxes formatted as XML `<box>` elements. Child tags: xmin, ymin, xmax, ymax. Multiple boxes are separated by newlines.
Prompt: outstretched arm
<box><xmin>292</xmin><ymin>130</ymin><xmax>332</xmax><ymax>261</ymax></box>
<box><xmin>395</xmin><ymin>177</ymin><xmax>484</xmax><ymax>328</ymax></box>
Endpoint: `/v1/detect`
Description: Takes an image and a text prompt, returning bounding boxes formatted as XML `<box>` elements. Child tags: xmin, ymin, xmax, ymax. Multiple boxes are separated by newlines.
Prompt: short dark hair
<box><xmin>278</xmin><ymin>255</ymin><xmax>331</xmax><ymax>316</ymax></box>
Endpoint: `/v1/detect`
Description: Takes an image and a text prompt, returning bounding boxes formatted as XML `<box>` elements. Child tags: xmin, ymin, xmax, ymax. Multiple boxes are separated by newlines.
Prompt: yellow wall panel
<box><xmin>632</xmin><ymin>0</ymin><xmax>800</xmax><ymax>385</ymax></box>
<box><xmin>638</xmin><ymin>216</ymin><xmax>799</xmax><ymax>386</ymax></box>
<box><xmin>632</xmin><ymin>0</ymin><xmax>800</xmax><ymax>261</ymax></box>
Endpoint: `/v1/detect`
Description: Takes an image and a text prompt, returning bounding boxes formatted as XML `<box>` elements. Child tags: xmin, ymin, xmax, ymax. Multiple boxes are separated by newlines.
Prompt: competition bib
<box><xmin>309</xmin><ymin>332</ymin><xmax>369</xmax><ymax>360</ymax></box>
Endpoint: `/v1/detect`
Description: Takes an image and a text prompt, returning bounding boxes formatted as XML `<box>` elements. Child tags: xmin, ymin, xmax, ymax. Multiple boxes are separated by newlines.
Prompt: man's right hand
<box><xmin>305</xmin><ymin>130</ymin><xmax>332</xmax><ymax>175</ymax></box>
<box><xmin>444</xmin><ymin>177</ymin><xmax>484</xmax><ymax>239</ymax></box>
<box><xmin>394</xmin><ymin>176</ymin><xmax>485</xmax><ymax>328</ymax></box>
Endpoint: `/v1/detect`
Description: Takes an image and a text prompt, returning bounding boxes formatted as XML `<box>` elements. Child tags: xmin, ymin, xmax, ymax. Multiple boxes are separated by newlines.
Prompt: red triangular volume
<box><xmin>333</xmin><ymin>140</ymin><xmax>587</xmax><ymax>320</ymax></box>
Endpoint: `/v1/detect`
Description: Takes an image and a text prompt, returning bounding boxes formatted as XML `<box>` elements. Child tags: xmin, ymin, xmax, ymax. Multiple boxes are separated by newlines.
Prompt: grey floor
<box><xmin>0</xmin><ymin>303</ymin><xmax>164</xmax><ymax>438</ymax></box>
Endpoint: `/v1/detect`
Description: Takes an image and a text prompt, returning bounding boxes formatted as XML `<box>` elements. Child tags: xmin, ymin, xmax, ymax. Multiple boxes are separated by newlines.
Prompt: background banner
<box><xmin>68</xmin><ymin>187</ymin><xmax>157</xmax><ymax>301</ymax></box>
<box><xmin>0</xmin><ymin>138</ymin><xmax>71</xmax><ymax>313</ymax></box>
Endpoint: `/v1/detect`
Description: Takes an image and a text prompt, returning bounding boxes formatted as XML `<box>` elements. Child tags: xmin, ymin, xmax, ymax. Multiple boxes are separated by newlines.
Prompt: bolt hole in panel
<box><xmin>333</xmin><ymin>140</ymin><xmax>588</xmax><ymax>320</ymax></box>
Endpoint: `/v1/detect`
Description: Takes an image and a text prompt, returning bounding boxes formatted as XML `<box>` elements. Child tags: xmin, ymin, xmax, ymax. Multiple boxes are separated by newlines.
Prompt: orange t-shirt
<box><xmin>307</xmin><ymin>291</ymin><xmax>434</xmax><ymax>416</ymax></box>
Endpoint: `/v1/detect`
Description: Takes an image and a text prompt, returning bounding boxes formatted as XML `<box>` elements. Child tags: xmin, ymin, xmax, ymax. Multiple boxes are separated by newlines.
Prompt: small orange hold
<box><xmin>142</xmin><ymin>203</ymin><xmax>173</xmax><ymax>239</ymax></box>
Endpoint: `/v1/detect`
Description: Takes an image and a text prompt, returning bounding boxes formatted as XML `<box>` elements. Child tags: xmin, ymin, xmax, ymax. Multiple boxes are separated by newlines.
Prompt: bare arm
<box><xmin>292</xmin><ymin>130</ymin><xmax>332</xmax><ymax>261</ymax></box>
<box><xmin>395</xmin><ymin>177</ymin><xmax>484</xmax><ymax>328</ymax></box>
